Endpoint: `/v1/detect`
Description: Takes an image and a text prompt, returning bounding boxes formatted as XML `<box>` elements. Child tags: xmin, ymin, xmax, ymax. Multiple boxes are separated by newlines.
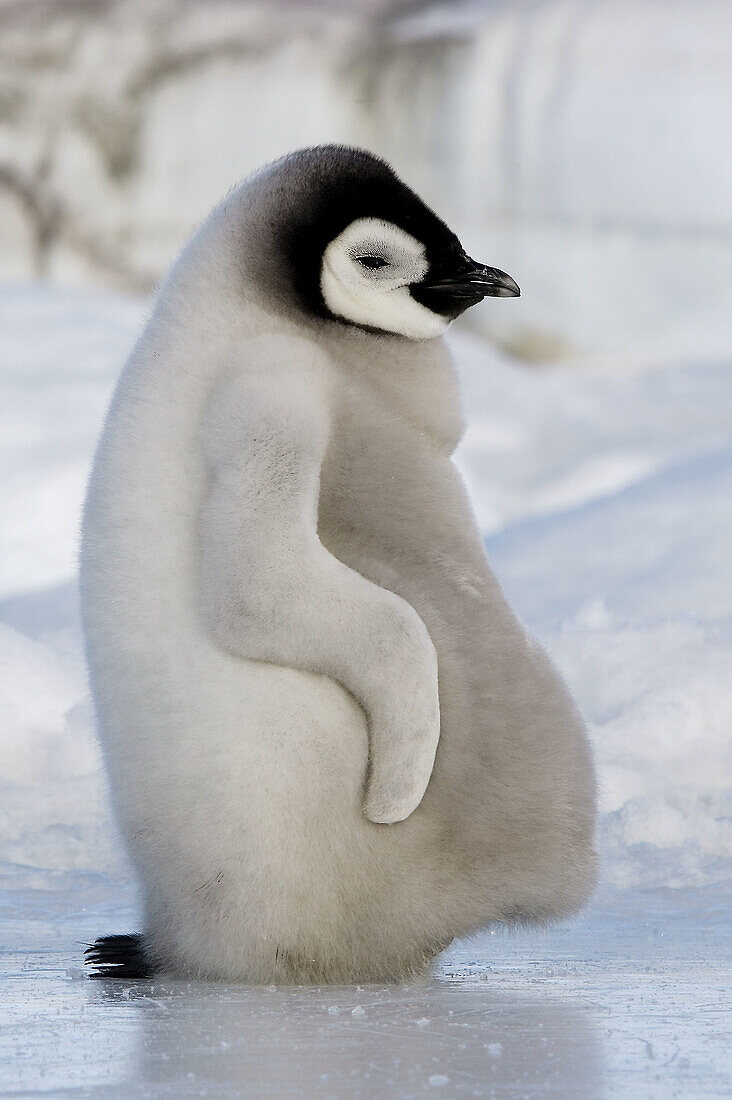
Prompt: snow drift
<box><xmin>0</xmin><ymin>284</ymin><xmax>730</xmax><ymax>893</ymax></box>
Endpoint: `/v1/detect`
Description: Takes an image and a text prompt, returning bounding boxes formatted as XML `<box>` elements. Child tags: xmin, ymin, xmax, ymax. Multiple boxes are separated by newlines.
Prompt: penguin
<box><xmin>81</xmin><ymin>146</ymin><xmax>597</xmax><ymax>983</ymax></box>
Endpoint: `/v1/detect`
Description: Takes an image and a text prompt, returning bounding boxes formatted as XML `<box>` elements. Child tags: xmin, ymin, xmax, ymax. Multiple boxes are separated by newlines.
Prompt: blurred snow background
<box><xmin>1</xmin><ymin>0</ymin><xmax>730</xmax><ymax>359</ymax></box>
<box><xmin>0</xmin><ymin>0</ymin><xmax>730</xmax><ymax>917</ymax></box>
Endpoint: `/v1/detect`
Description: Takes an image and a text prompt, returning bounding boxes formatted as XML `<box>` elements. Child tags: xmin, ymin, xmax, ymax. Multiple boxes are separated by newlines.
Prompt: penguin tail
<box><xmin>84</xmin><ymin>932</ymin><xmax>156</xmax><ymax>979</ymax></box>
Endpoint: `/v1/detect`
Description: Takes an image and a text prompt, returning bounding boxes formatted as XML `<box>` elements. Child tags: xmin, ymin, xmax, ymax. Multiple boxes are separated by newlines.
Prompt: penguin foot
<box><xmin>84</xmin><ymin>933</ymin><xmax>155</xmax><ymax>979</ymax></box>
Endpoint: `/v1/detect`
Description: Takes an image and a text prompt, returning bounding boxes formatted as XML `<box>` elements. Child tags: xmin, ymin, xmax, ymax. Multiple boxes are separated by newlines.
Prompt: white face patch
<box><xmin>320</xmin><ymin>217</ymin><xmax>450</xmax><ymax>339</ymax></box>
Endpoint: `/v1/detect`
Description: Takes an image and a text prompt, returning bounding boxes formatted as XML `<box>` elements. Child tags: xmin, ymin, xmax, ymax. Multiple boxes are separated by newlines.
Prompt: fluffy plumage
<box><xmin>81</xmin><ymin>146</ymin><xmax>597</xmax><ymax>983</ymax></box>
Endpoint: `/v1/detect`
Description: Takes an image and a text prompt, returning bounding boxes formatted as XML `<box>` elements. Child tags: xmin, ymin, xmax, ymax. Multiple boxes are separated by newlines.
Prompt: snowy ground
<box><xmin>1</xmin><ymin>284</ymin><xmax>730</xmax><ymax>1097</ymax></box>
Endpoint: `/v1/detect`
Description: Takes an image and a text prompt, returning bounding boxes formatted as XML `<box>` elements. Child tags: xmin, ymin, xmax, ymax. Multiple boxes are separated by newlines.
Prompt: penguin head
<box><xmin>265</xmin><ymin>146</ymin><xmax>519</xmax><ymax>339</ymax></box>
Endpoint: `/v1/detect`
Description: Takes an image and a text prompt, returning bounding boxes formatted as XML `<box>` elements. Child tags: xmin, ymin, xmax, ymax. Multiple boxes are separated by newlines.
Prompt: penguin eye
<box><xmin>355</xmin><ymin>255</ymin><xmax>389</xmax><ymax>270</ymax></box>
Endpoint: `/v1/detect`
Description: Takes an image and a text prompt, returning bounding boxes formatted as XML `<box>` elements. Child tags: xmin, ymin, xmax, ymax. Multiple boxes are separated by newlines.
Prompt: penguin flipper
<box><xmin>200</xmin><ymin>351</ymin><xmax>441</xmax><ymax>825</ymax></box>
<box><xmin>84</xmin><ymin>933</ymin><xmax>155</xmax><ymax>979</ymax></box>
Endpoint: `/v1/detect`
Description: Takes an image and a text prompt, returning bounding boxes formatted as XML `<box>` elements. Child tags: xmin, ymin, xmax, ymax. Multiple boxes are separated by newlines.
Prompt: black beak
<box><xmin>413</xmin><ymin>257</ymin><xmax>520</xmax><ymax>319</ymax></box>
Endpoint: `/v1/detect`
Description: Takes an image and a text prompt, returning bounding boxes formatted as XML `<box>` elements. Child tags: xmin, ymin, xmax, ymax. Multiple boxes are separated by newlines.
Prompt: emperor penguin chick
<box><xmin>82</xmin><ymin>146</ymin><xmax>597</xmax><ymax>983</ymax></box>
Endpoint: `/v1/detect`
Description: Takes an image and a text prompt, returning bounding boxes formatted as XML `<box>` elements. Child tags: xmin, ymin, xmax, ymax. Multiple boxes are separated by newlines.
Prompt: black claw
<box><xmin>84</xmin><ymin>933</ymin><xmax>155</xmax><ymax>979</ymax></box>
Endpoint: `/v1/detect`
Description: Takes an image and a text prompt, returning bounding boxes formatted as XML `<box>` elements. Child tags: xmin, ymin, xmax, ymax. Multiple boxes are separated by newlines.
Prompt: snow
<box><xmin>452</xmin><ymin>333</ymin><xmax>732</xmax><ymax>893</ymax></box>
<box><xmin>3</xmin><ymin>283</ymin><xmax>728</xmax><ymax>891</ymax></box>
<box><xmin>1</xmin><ymin>283</ymin><xmax>730</xmax><ymax>1095</ymax></box>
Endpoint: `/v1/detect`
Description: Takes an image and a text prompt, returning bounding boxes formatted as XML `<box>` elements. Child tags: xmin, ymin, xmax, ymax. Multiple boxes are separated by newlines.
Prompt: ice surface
<box><xmin>1</xmin><ymin>874</ymin><xmax>729</xmax><ymax>1098</ymax></box>
<box><xmin>1</xmin><ymin>285</ymin><xmax>730</xmax><ymax>1095</ymax></box>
